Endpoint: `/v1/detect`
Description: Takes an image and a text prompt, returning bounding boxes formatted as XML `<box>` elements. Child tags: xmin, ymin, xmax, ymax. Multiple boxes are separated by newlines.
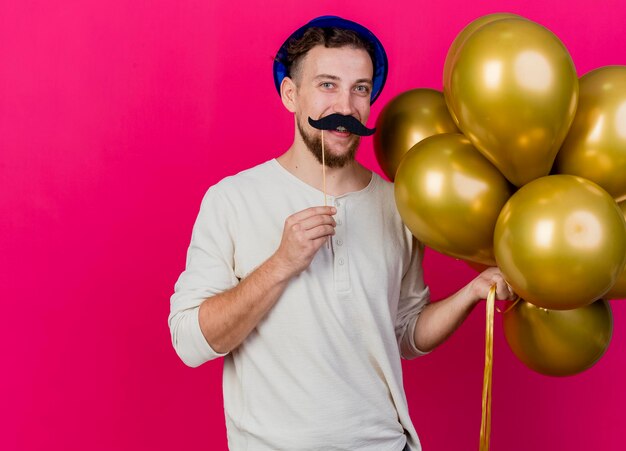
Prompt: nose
<box><xmin>331</xmin><ymin>88</ymin><xmax>355</xmax><ymax>116</ymax></box>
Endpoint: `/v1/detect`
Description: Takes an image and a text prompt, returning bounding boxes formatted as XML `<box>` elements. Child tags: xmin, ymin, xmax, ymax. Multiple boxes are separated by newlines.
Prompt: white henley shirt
<box><xmin>169</xmin><ymin>159</ymin><xmax>430</xmax><ymax>451</ymax></box>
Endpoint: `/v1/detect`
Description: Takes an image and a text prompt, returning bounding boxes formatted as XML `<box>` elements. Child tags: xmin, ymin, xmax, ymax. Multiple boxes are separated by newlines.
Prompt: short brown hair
<box><xmin>284</xmin><ymin>27</ymin><xmax>375</xmax><ymax>83</ymax></box>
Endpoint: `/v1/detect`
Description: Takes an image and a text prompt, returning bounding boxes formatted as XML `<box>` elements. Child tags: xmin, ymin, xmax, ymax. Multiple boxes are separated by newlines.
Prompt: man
<box><xmin>169</xmin><ymin>16</ymin><xmax>514</xmax><ymax>451</ymax></box>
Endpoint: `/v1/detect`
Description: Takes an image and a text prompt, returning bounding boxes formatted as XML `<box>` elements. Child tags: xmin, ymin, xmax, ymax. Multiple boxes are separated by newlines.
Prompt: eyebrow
<box><xmin>313</xmin><ymin>74</ymin><xmax>373</xmax><ymax>85</ymax></box>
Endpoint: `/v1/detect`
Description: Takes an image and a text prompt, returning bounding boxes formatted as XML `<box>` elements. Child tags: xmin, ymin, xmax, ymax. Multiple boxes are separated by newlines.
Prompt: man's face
<box><xmin>291</xmin><ymin>45</ymin><xmax>374</xmax><ymax>168</ymax></box>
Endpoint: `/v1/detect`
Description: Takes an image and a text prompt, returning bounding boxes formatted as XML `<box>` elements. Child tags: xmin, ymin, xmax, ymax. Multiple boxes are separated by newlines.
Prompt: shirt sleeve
<box><xmin>395</xmin><ymin>236</ymin><xmax>431</xmax><ymax>360</ymax></box>
<box><xmin>168</xmin><ymin>186</ymin><xmax>240</xmax><ymax>367</ymax></box>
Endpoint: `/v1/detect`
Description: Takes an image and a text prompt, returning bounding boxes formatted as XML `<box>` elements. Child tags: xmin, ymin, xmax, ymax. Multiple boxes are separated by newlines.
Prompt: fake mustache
<box><xmin>308</xmin><ymin>114</ymin><xmax>376</xmax><ymax>136</ymax></box>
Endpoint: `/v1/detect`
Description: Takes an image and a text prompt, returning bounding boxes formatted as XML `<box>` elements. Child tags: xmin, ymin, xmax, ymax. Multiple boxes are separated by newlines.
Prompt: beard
<box><xmin>297</xmin><ymin>117</ymin><xmax>360</xmax><ymax>168</ymax></box>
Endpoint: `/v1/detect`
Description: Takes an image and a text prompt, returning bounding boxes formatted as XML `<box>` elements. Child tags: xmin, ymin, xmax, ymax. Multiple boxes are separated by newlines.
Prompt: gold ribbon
<box><xmin>496</xmin><ymin>296</ymin><xmax>521</xmax><ymax>315</ymax></box>
<box><xmin>480</xmin><ymin>285</ymin><xmax>496</xmax><ymax>451</ymax></box>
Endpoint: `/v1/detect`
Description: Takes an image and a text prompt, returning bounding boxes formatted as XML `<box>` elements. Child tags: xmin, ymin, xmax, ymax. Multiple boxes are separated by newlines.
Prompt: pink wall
<box><xmin>2</xmin><ymin>1</ymin><xmax>625</xmax><ymax>450</ymax></box>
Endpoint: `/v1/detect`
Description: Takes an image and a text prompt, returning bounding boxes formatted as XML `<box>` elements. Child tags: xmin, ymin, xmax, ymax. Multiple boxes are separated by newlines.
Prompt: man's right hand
<box><xmin>193</xmin><ymin>206</ymin><xmax>336</xmax><ymax>355</ymax></box>
<box><xmin>271</xmin><ymin>206</ymin><xmax>337</xmax><ymax>280</ymax></box>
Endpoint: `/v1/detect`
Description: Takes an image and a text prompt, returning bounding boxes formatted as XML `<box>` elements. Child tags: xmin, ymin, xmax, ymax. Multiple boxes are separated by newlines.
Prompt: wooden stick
<box><xmin>322</xmin><ymin>130</ymin><xmax>330</xmax><ymax>250</ymax></box>
<box><xmin>322</xmin><ymin>129</ymin><xmax>327</xmax><ymax>206</ymax></box>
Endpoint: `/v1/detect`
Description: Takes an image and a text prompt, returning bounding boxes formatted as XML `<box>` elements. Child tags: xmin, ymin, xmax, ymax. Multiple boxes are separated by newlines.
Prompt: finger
<box><xmin>299</xmin><ymin>214</ymin><xmax>336</xmax><ymax>231</ymax></box>
<box><xmin>480</xmin><ymin>266</ymin><xmax>499</xmax><ymax>277</ymax></box>
<box><xmin>493</xmin><ymin>277</ymin><xmax>514</xmax><ymax>300</ymax></box>
<box><xmin>493</xmin><ymin>273</ymin><xmax>516</xmax><ymax>300</ymax></box>
<box><xmin>310</xmin><ymin>235</ymin><xmax>332</xmax><ymax>252</ymax></box>
<box><xmin>289</xmin><ymin>206</ymin><xmax>336</xmax><ymax>223</ymax></box>
<box><xmin>505</xmin><ymin>281</ymin><xmax>517</xmax><ymax>300</ymax></box>
<box><xmin>305</xmin><ymin>224</ymin><xmax>336</xmax><ymax>241</ymax></box>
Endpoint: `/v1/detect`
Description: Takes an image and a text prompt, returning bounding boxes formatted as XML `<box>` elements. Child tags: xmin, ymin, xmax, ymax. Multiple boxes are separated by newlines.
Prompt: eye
<box><xmin>354</xmin><ymin>85</ymin><xmax>371</xmax><ymax>95</ymax></box>
<box><xmin>320</xmin><ymin>82</ymin><xmax>335</xmax><ymax>89</ymax></box>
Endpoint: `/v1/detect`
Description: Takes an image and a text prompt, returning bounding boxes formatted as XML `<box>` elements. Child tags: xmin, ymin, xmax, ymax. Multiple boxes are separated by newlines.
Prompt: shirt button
<box><xmin>336</xmin><ymin>239</ymin><xmax>343</xmax><ymax>246</ymax></box>
<box><xmin>336</xmin><ymin>200</ymin><xmax>341</xmax><ymax>207</ymax></box>
<box><xmin>338</xmin><ymin>258</ymin><xmax>345</xmax><ymax>265</ymax></box>
<box><xmin>336</xmin><ymin>219</ymin><xmax>342</xmax><ymax>226</ymax></box>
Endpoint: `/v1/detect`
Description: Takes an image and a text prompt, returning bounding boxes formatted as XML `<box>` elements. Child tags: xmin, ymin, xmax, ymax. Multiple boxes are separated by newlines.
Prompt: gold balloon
<box><xmin>503</xmin><ymin>299</ymin><xmax>613</xmax><ymax>377</ymax></box>
<box><xmin>606</xmin><ymin>200</ymin><xmax>626</xmax><ymax>299</ymax></box>
<box><xmin>444</xmin><ymin>18</ymin><xmax>578</xmax><ymax>187</ymax></box>
<box><xmin>442</xmin><ymin>13</ymin><xmax>523</xmax><ymax>100</ymax></box>
<box><xmin>374</xmin><ymin>89</ymin><xmax>459</xmax><ymax>181</ymax></box>
<box><xmin>494</xmin><ymin>175</ymin><xmax>626</xmax><ymax>310</ymax></box>
<box><xmin>554</xmin><ymin>66</ymin><xmax>626</xmax><ymax>201</ymax></box>
<box><xmin>395</xmin><ymin>133</ymin><xmax>514</xmax><ymax>265</ymax></box>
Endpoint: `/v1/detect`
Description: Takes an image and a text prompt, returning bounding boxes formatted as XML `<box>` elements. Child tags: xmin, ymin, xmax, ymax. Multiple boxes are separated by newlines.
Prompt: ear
<box><xmin>280</xmin><ymin>77</ymin><xmax>298</xmax><ymax>113</ymax></box>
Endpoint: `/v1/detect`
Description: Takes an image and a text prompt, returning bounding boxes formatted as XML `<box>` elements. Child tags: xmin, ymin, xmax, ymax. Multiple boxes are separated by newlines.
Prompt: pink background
<box><xmin>2</xmin><ymin>0</ymin><xmax>625</xmax><ymax>450</ymax></box>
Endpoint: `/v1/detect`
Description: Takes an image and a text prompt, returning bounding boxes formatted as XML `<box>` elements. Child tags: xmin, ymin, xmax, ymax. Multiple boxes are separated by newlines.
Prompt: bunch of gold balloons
<box><xmin>376</xmin><ymin>13</ymin><xmax>626</xmax><ymax>376</ymax></box>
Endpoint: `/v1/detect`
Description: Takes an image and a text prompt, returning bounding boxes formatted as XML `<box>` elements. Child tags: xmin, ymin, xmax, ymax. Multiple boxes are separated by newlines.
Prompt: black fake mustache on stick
<box><xmin>308</xmin><ymin>114</ymin><xmax>376</xmax><ymax>136</ymax></box>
